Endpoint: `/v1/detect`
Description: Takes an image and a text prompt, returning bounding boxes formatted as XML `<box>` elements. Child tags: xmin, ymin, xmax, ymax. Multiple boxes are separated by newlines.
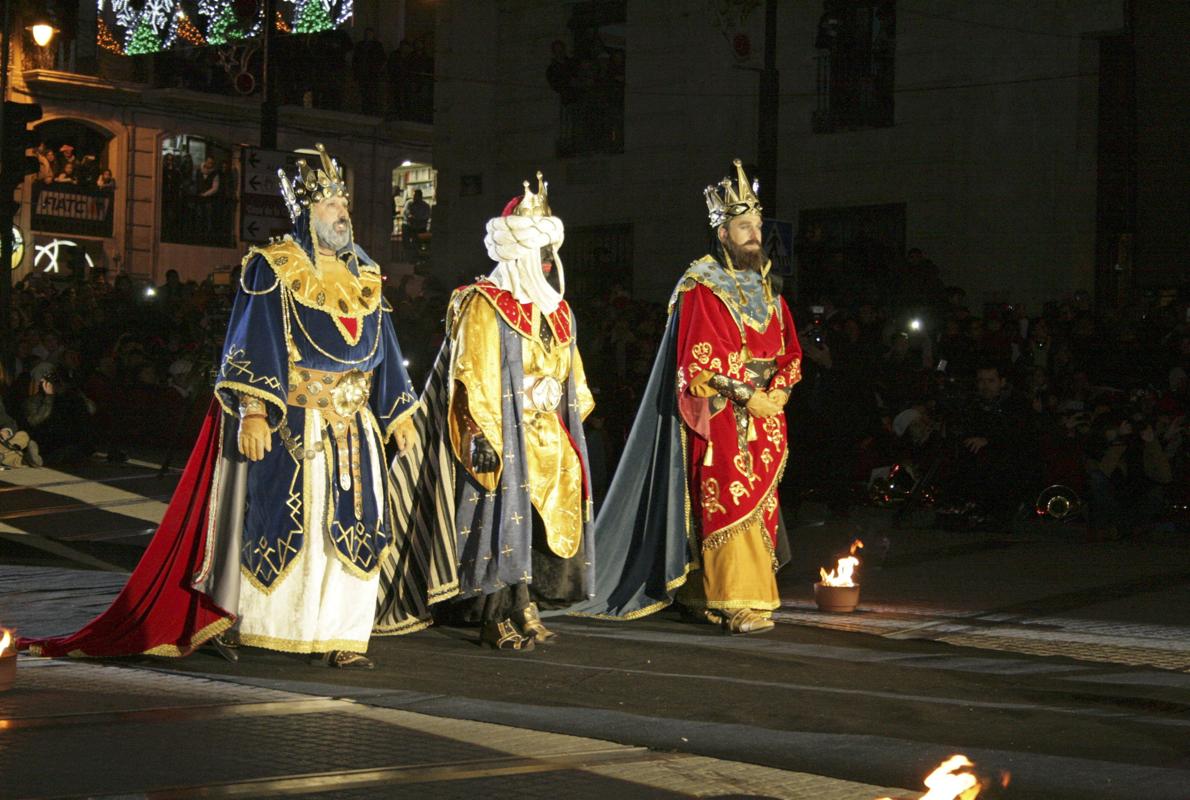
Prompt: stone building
<box><xmin>433</xmin><ymin>1</ymin><xmax>1183</xmax><ymax>313</ymax></box>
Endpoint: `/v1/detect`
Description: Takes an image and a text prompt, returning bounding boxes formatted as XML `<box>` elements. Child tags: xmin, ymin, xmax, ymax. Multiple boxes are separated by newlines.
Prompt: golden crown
<box><xmin>704</xmin><ymin>159</ymin><xmax>762</xmax><ymax>227</ymax></box>
<box><xmin>511</xmin><ymin>171</ymin><xmax>552</xmax><ymax>217</ymax></box>
<box><xmin>278</xmin><ymin>143</ymin><xmax>350</xmax><ymax>222</ymax></box>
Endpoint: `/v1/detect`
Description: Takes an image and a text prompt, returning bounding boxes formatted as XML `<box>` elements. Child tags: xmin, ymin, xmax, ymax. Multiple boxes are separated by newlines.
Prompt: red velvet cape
<box><xmin>21</xmin><ymin>400</ymin><xmax>235</xmax><ymax>658</ymax></box>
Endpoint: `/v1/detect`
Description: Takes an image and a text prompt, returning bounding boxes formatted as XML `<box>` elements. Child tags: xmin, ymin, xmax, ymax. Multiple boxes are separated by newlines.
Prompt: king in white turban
<box><xmin>376</xmin><ymin>173</ymin><xmax>596</xmax><ymax>651</ymax></box>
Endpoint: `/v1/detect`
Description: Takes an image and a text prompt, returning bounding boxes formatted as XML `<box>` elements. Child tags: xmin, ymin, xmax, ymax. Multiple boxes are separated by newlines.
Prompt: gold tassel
<box><xmin>703</xmin><ymin>441</ymin><xmax>714</xmax><ymax>467</ymax></box>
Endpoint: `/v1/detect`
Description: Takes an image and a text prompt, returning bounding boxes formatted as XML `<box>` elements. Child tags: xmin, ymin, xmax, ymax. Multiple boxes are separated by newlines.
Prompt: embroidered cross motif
<box><xmin>510</xmin><ymin>512</ymin><xmax>524</xmax><ymax>525</ymax></box>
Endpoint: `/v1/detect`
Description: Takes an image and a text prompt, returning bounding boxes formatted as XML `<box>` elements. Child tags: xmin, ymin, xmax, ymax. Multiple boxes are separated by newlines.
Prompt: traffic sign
<box><xmin>240</xmin><ymin>147</ymin><xmax>302</xmax><ymax>243</ymax></box>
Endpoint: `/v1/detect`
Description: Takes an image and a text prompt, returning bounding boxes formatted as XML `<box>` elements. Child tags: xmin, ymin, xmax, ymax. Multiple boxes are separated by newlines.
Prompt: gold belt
<box><xmin>286</xmin><ymin>367</ymin><xmax>373</xmax><ymax>519</ymax></box>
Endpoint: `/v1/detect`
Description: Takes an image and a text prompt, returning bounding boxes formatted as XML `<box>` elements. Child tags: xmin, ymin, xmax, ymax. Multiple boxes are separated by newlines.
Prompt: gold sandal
<box><xmin>324</xmin><ymin>650</ymin><xmax>375</xmax><ymax>669</ymax></box>
<box><xmin>481</xmin><ymin>618</ymin><xmax>536</xmax><ymax>651</ymax></box>
<box><xmin>724</xmin><ymin>609</ymin><xmax>775</xmax><ymax>635</ymax></box>
<box><xmin>514</xmin><ymin>603</ymin><xmax>557</xmax><ymax>644</ymax></box>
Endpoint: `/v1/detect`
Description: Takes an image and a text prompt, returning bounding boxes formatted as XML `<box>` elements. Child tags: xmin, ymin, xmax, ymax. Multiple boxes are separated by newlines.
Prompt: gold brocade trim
<box><xmin>238</xmin><ymin>438</ymin><xmax>304</xmax><ymax>595</ymax></box>
<box><xmin>371</xmin><ymin>616</ymin><xmax>434</xmax><ymax>636</ymax></box>
<box><xmin>215</xmin><ymin>345</ymin><xmax>288</xmax><ymax>432</ymax></box>
<box><xmin>284</xmin><ymin>291</ymin><xmax>382</xmax><ymax>366</ymax></box>
<box><xmin>382</xmin><ymin>395</ymin><xmax>420</xmax><ymax>442</ymax></box>
<box><xmin>667</xmin><ymin>257</ymin><xmax>777</xmax><ymax>336</ymax></box>
<box><xmin>324</xmin><ymin>411</ymin><xmax>395</xmax><ymax>580</ymax></box>
<box><xmin>678</xmin><ymin>596</ymin><xmax>781</xmax><ymax>612</ymax></box>
<box><xmin>35</xmin><ymin>615</ymin><xmax>236</xmax><ymax>659</ymax></box>
<box><xmin>140</xmin><ymin>615</ymin><xmax>236</xmax><ymax>657</ymax></box>
<box><xmin>195</xmin><ymin>412</ymin><xmax>230</xmax><ymax>586</ymax></box>
<box><xmin>567</xmin><ymin>560</ymin><xmax>697</xmax><ymax>622</ymax></box>
<box><xmin>700</xmin><ymin>447</ymin><xmax>788</xmax><ymax>553</ymax></box>
<box><xmin>679</xmin><ymin>424</ymin><xmax>701</xmax><ymax>571</ymax></box>
<box><xmin>248</xmin><ymin>236</ymin><xmax>383</xmax><ymax>321</ymax></box>
<box><xmin>235</xmin><ymin>631</ymin><xmax>370</xmax><ymax>655</ymax></box>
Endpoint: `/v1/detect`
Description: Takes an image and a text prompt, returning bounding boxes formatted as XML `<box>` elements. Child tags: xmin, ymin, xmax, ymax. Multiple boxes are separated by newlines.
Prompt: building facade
<box><xmin>9</xmin><ymin>1</ymin><xmax>434</xmax><ymax>287</ymax></box>
<box><xmin>432</xmin><ymin>0</ymin><xmax>1176</xmax><ymax>314</ymax></box>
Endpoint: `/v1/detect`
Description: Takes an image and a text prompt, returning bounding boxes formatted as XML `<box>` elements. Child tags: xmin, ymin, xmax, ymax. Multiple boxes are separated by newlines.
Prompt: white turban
<box><xmin>483</xmin><ymin>214</ymin><xmax>566</xmax><ymax>313</ymax></box>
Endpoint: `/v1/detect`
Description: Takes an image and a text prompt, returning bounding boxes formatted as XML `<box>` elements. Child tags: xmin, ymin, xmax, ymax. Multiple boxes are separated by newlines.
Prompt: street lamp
<box><xmin>29</xmin><ymin>23</ymin><xmax>57</xmax><ymax>48</ymax></box>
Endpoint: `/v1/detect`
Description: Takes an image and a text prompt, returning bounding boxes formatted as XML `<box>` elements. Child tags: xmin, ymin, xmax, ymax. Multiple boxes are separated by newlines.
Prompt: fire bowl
<box><xmin>813</xmin><ymin>582</ymin><xmax>860</xmax><ymax>613</ymax></box>
<box><xmin>0</xmin><ymin>651</ymin><xmax>15</xmax><ymax>692</ymax></box>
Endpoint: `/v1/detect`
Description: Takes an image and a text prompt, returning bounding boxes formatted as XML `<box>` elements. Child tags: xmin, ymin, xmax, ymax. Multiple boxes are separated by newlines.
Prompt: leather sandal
<box><xmin>481</xmin><ymin>618</ymin><xmax>535</xmax><ymax>651</ymax></box>
<box><xmin>513</xmin><ymin>602</ymin><xmax>557</xmax><ymax>644</ymax></box>
<box><xmin>324</xmin><ymin>650</ymin><xmax>375</xmax><ymax>669</ymax></box>
<box><xmin>724</xmin><ymin>609</ymin><xmax>775</xmax><ymax>635</ymax></box>
<box><xmin>207</xmin><ymin>633</ymin><xmax>239</xmax><ymax>664</ymax></box>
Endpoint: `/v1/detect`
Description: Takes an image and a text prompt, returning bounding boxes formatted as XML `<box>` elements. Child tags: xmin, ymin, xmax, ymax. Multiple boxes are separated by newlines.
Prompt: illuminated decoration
<box><xmin>294</xmin><ymin>0</ymin><xmax>332</xmax><ymax>33</ymax></box>
<box><xmin>125</xmin><ymin>15</ymin><xmax>163</xmax><ymax>54</ymax></box>
<box><xmin>10</xmin><ymin>226</ymin><xmax>24</xmax><ymax>271</ymax></box>
<box><xmin>97</xmin><ymin>1</ymin><xmax>353</xmax><ymax>54</ymax></box>
<box><xmin>34</xmin><ymin>238</ymin><xmax>96</xmax><ymax>275</ymax></box>
<box><xmin>176</xmin><ymin>12</ymin><xmax>206</xmax><ymax>45</ymax></box>
<box><xmin>97</xmin><ymin>16</ymin><xmax>124</xmax><ymax>53</ymax></box>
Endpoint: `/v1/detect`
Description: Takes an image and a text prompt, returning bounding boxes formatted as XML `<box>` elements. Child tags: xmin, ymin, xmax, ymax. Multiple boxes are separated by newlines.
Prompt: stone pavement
<box><xmin>1</xmin><ymin>657</ymin><xmax>910</xmax><ymax>799</ymax></box>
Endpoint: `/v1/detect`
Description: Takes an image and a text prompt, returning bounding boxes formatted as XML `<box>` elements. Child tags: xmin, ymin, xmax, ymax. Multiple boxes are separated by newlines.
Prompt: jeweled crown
<box><xmin>278</xmin><ymin>143</ymin><xmax>350</xmax><ymax>222</ymax></box>
<box><xmin>512</xmin><ymin>171</ymin><xmax>552</xmax><ymax>217</ymax></box>
<box><xmin>704</xmin><ymin>159</ymin><xmax>762</xmax><ymax>227</ymax></box>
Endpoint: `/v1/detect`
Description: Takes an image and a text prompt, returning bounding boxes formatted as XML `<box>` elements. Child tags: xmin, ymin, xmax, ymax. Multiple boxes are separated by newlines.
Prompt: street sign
<box><xmin>762</xmin><ymin>219</ymin><xmax>794</xmax><ymax>277</ymax></box>
<box><xmin>240</xmin><ymin>147</ymin><xmax>302</xmax><ymax>243</ymax></box>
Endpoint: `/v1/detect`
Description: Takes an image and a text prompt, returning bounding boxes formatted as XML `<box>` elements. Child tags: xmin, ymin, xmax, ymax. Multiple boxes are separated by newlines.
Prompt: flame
<box><xmin>0</xmin><ymin>629</ymin><xmax>11</xmax><ymax>654</ymax></box>
<box><xmin>819</xmin><ymin>539</ymin><xmax>864</xmax><ymax>587</ymax></box>
<box><xmin>876</xmin><ymin>755</ymin><xmax>991</xmax><ymax>800</ymax></box>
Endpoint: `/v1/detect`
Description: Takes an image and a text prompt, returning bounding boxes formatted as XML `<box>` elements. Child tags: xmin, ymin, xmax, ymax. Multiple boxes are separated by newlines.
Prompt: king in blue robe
<box><xmin>204</xmin><ymin>144</ymin><xmax>420</xmax><ymax>668</ymax></box>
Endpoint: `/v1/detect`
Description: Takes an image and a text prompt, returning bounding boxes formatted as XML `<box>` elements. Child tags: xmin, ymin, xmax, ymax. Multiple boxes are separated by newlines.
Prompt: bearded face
<box><xmin>311</xmin><ymin>195</ymin><xmax>353</xmax><ymax>253</ymax></box>
<box><xmin>718</xmin><ymin>213</ymin><xmax>765</xmax><ymax>272</ymax></box>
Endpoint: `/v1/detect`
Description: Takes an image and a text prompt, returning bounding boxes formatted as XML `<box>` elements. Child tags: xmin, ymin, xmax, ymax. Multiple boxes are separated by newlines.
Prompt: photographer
<box><xmin>0</xmin><ymin>364</ymin><xmax>42</xmax><ymax>468</ymax></box>
<box><xmin>1084</xmin><ymin>412</ymin><xmax>1172</xmax><ymax>540</ymax></box>
<box><xmin>23</xmin><ymin>361</ymin><xmax>96</xmax><ymax>463</ymax></box>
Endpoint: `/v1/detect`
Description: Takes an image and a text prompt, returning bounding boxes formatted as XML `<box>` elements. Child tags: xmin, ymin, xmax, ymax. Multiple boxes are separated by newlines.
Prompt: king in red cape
<box><xmin>573</xmin><ymin>160</ymin><xmax>802</xmax><ymax>632</ymax></box>
<box><xmin>22</xmin><ymin>144</ymin><xmax>433</xmax><ymax>668</ymax></box>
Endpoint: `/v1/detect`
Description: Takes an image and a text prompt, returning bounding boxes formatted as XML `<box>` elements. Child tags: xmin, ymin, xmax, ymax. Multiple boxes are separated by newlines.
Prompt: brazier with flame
<box><xmin>814</xmin><ymin>540</ymin><xmax>863</xmax><ymax>613</ymax></box>
<box><xmin>0</xmin><ymin>628</ymin><xmax>16</xmax><ymax>692</ymax></box>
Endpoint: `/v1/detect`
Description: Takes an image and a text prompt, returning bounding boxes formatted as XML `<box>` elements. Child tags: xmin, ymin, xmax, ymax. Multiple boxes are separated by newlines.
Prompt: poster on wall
<box><xmin>31</xmin><ymin>183</ymin><xmax>115</xmax><ymax>238</ymax></box>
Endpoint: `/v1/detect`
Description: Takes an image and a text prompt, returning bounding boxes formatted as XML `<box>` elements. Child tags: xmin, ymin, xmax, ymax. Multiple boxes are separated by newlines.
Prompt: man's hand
<box><xmin>768</xmin><ymin>389</ymin><xmax>789</xmax><ymax>408</ymax></box>
<box><xmin>0</xmin><ymin>427</ymin><xmax>12</xmax><ymax>441</ymax></box>
<box><xmin>470</xmin><ymin>435</ymin><xmax>499</xmax><ymax>473</ymax></box>
<box><xmin>393</xmin><ymin>416</ymin><xmax>416</xmax><ymax>454</ymax></box>
<box><xmin>745</xmin><ymin>390</ymin><xmax>783</xmax><ymax>419</ymax></box>
<box><xmin>238</xmin><ymin>416</ymin><xmax>271</xmax><ymax>462</ymax></box>
<box><xmin>963</xmin><ymin>436</ymin><xmax>988</xmax><ymax>454</ymax></box>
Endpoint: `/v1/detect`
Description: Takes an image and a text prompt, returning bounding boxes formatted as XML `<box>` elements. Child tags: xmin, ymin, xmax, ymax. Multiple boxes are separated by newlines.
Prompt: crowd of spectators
<box><xmin>5</xmin><ymin>249</ymin><xmax>1186</xmax><ymax>542</ymax></box>
<box><xmin>160</xmin><ymin>151</ymin><xmax>237</xmax><ymax>247</ymax></box>
<box><xmin>546</xmin><ymin>38</ymin><xmax>625</xmax><ymax>156</ymax></box>
<box><xmin>153</xmin><ymin>27</ymin><xmax>434</xmax><ymax>123</ymax></box>
<box><xmin>34</xmin><ymin>142</ymin><xmax>114</xmax><ymax>191</ymax></box>
<box><xmin>3</xmin><ymin>269</ymin><xmax>231</xmax><ymax>466</ymax></box>
<box><xmin>780</xmin><ymin>250</ymin><xmax>1188</xmax><ymax>540</ymax></box>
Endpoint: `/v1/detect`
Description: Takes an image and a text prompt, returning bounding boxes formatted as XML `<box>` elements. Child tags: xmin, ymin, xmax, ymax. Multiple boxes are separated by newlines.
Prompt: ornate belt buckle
<box><xmin>527</xmin><ymin>376</ymin><xmax>563</xmax><ymax>412</ymax></box>
<box><xmin>331</xmin><ymin>369</ymin><xmax>369</xmax><ymax>417</ymax></box>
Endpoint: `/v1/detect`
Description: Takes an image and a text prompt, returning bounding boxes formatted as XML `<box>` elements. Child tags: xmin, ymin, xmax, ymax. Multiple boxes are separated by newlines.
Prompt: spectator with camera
<box><xmin>1084</xmin><ymin>411</ymin><xmax>1172</xmax><ymax>541</ymax></box>
<box><xmin>0</xmin><ymin>364</ymin><xmax>42</xmax><ymax>468</ymax></box>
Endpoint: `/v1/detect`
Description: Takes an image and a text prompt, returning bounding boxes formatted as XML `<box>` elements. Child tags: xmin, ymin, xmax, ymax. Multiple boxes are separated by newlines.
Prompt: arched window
<box><xmin>29</xmin><ymin>119</ymin><xmax>116</xmax><ymax>238</ymax></box>
<box><xmin>160</xmin><ymin>135</ymin><xmax>236</xmax><ymax>247</ymax></box>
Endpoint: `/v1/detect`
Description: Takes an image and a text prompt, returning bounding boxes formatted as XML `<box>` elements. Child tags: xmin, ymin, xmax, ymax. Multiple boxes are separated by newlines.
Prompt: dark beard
<box><xmin>723</xmin><ymin>239</ymin><xmax>765</xmax><ymax>273</ymax></box>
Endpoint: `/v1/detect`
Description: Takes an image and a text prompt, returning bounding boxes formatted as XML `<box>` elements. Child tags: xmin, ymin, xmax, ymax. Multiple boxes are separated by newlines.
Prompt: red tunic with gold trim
<box><xmin>674</xmin><ymin>268</ymin><xmax>802</xmax><ymax>556</ymax></box>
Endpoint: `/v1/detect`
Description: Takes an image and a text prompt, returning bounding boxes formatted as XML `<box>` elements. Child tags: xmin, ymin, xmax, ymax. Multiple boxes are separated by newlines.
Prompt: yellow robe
<box><xmin>446</xmin><ymin>291</ymin><xmax>594</xmax><ymax>558</ymax></box>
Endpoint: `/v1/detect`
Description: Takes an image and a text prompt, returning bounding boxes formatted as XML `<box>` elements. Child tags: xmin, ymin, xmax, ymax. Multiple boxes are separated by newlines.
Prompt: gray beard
<box><xmin>314</xmin><ymin>218</ymin><xmax>351</xmax><ymax>253</ymax></box>
<box><xmin>724</xmin><ymin>239</ymin><xmax>765</xmax><ymax>273</ymax></box>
